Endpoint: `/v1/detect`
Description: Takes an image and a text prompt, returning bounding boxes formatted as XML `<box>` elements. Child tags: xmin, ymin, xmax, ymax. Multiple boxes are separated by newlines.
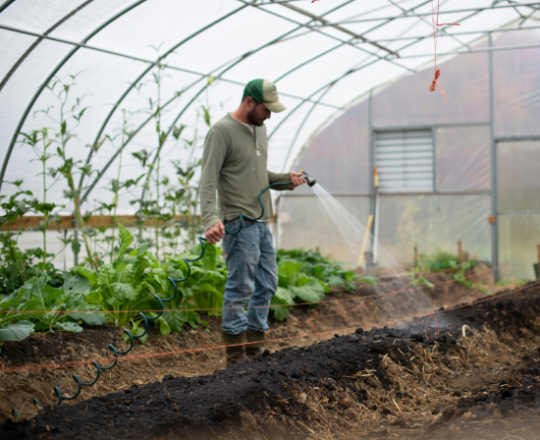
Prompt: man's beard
<box><xmin>246</xmin><ymin>105</ymin><xmax>265</xmax><ymax>126</ymax></box>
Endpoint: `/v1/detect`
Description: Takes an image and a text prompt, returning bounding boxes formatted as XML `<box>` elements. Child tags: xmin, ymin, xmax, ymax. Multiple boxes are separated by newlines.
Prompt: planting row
<box><xmin>0</xmin><ymin>225</ymin><xmax>361</xmax><ymax>347</ymax></box>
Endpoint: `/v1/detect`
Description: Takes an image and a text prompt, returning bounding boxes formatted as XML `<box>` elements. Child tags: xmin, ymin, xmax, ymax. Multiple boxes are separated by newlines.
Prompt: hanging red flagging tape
<box><xmin>429</xmin><ymin>0</ymin><xmax>460</xmax><ymax>103</ymax></box>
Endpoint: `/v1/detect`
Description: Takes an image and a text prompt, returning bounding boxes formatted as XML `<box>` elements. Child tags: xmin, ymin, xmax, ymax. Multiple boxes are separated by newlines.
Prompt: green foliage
<box><xmin>161</xmin><ymin>242</ymin><xmax>226</xmax><ymax>333</ymax></box>
<box><xmin>0</xmin><ymin>321</ymin><xmax>35</xmax><ymax>350</ymax></box>
<box><xmin>407</xmin><ymin>267</ymin><xmax>435</xmax><ymax>288</ymax></box>
<box><xmin>271</xmin><ymin>248</ymin><xmax>362</xmax><ymax>320</ymax></box>
<box><xmin>415</xmin><ymin>248</ymin><xmax>478</xmax><ymax>290</ymax></box>
<box><xmin>124</xmin><ymin>319</ymin><xmax>148</xmax><ymax>344</ymax></box>
<box><xmin>84</xmin><ymin>226</ymin><xmax>174</xmax><ymax>327</ymax></box>
<box><xmin>0</xmin><ymin>275</ymin><xmax>85</xmax><ymax>334</ymax></box>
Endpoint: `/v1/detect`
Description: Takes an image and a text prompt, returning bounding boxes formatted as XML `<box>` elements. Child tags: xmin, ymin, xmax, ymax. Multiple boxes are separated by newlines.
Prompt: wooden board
<box><xmin>1</xmin><ymin>215</ymin><xmax>274</xmax><ymax>231</ymax></box>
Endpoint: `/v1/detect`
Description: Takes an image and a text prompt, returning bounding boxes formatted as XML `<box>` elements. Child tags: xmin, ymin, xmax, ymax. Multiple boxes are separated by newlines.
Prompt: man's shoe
<box><xmin>246</xmin><ymin>330</ymin><xmax>265</xmax><ymax>360</ymax></box>
<box><xmin>222</xmin><ymin>331</ymin><xmax>250</xmax><ymax>367</ymax></box>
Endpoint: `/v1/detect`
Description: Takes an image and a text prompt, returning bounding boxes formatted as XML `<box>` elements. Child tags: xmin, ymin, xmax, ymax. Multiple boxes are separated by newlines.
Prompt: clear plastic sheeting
<box><xmin>499</xmin><ymin>215</ymin><xmax>540</xmax><ymax>281</ymax></box>
<box><xmin>436</xmin><ymin>126</ymin><xmax>491</xmax><ymax>192</ymax></box>
<box><xmin>378</xmin><ymin>195</ymin><xmax>491</xmax><ymax>265</ymax></box>
<box><xmin>494</xmin><ymin>30</ymin><xmax>540</xmax><ymax>138</ymax></box>
<box><xmin>293</xmin><ymin>101</ymin><xmax>370</xmax><ymax>195</ymax></box>
<box><xmin>277</xmin><ymin>195</ymin><xmax>371</xmax><ymax>266</ymax></box>
<box><xmin>497</xmin><ymin>141</ymin><xmax>540</xmax><ymax>213</ymax></box>
<box><xmin>372</xmin><ymin>50</ymin><xmax>490</xmax><ymax>127</ymax></box>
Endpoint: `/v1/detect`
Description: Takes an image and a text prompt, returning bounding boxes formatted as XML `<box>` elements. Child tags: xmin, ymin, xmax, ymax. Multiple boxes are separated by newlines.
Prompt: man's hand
<box><xmin>289</xmin><ymin>171</ymin><xmax>306</xmax><ymax>190</ymax></box>
<box><xmin>205</xmin><ymin>221</ymin><xmax>225</xmax><ymax>244</ymax></box>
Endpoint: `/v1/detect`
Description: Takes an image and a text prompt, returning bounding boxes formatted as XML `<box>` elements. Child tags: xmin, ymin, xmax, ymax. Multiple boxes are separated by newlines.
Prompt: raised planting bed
<box><xmin>1</xmin><ymin>280</ymin><xmax>539</xmax><ymax>440</ymax></box>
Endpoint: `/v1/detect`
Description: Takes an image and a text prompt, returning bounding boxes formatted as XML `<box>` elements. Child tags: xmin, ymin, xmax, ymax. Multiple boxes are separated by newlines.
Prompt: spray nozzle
<box><xmin>300</xmin><ymin>170</ymin><xmax>317</xmax><ymax>187</ymax></box>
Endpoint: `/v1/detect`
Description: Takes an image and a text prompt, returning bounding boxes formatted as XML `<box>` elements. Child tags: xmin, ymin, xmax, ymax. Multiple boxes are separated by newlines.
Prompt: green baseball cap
<box><xmin>243</xmin><ymin>79</ymin><xmax>286</xmax><ymax>113</ymax></box>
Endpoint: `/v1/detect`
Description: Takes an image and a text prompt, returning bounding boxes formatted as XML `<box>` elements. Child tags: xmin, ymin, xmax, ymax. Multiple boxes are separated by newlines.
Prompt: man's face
<box><xmin>246</xmin><ymin>100</ymin><xmax>271</xmax><ymax>126</ymax></box>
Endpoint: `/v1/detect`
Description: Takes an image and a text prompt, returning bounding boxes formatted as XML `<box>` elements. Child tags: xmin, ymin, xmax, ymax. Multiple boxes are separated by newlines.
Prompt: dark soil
<box><xmin>2</xmin><ymin>281</ymin><xmax>540</xmax><ymax>440</ymax></box>
<box><xmin>0</xmin><ymin>326</ymin><xmax>124</xmax><ymax>369</ymax></box>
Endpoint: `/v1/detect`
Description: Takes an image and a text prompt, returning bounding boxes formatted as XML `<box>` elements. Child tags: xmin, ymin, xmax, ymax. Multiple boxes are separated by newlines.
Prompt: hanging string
<box><xmin>429</xmin><ymin>0</ymin><xmax>460</xmax><ymax>104</ymax></box>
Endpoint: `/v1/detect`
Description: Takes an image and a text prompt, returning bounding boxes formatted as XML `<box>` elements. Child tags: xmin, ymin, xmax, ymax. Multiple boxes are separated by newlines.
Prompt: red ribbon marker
<box><xmin>430</xmin><ymin>0</ymin><xmax>460</xmax><ymax>104</ymax></box>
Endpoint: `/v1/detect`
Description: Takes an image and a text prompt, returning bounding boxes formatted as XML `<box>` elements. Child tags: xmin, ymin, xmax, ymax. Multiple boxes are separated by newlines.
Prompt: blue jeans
<box><xmin>221</xmin><ymin>218</ymin><xmax>278</xmax><ymax>335</ymax></box>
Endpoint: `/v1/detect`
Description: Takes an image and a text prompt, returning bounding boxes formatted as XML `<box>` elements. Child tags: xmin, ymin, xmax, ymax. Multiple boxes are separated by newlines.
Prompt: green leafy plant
<box><xmin>83</xmin><ymin>224</ymin><xmax>174</xmax><ymax>328</ymax></box>
<box><xmin>271</xmin><ymin>249</ymin><xmax>362</xmax><ymax>320</ymax></box>
<box><xmin>7</xmin><ymin>275</ymin><xmax>84</xmax><ymax>332</ymax></box>
<box><xmin>124</xmin><ymin>318</ymin><xmax>148</xmax><ymax>344</ymax></box>
<box><xmin>407</xmin><ymin>267</ymin><xmax>435</xmax><ymax>288</ymax></box>
<box><xmin>162</xmin><ymin>242</ymin><xmax>226</xmax><ymax>333</ymax></box>
<box><xmin>276</xmin><ymin>248</ymin><xmax>360</xmax><ymax>290</ymax></box>
<box><xmin>0</xmin><ymin>287</ymin><xmax>36</xmax><ymax>347</ymax></box>
<box><xmin>415</xmin><ymin>249</ymin><xmax>478</xmax><ymax>289</ymax></box>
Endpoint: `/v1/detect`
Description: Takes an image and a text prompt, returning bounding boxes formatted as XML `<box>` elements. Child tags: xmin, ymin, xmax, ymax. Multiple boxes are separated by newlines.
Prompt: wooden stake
<box><xmin>537</xmin><ymin>244</ymin><xmax>540</xmax><ymax>264</ymax></box>
<box><xmin>458</xmin><ymin>240</ymin><xmax>463</xmax><ymax>265</ymax></box>
<box><xmin>358</xmin><ymin>215</ymin><xmax>374</xmax><ymax>267</ymax></box>
<box><xmin>414</xmin><ymin>245</ymin><xmax>418</xmax><ymax>267</ymax></box>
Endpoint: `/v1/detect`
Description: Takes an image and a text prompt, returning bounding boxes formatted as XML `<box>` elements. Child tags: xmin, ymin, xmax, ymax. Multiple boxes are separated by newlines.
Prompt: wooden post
<box><xmin>537</xmin><ymin>244</ymin><xmax>540</xmax><ymax>264</ymax></box>
<box><xmin>414</xmin><ymin>245</ymin><xmax>418</xmax><ymax>267</ymax></box>
<box><xmin>458</xmin><ymin>240</ymin><xmax>463</xmax><ymax>265</ymax></box>
<box><xmin>358</xmin><ymin>215</ymin><xmax>374</xmax><ymax>267</ymax></box>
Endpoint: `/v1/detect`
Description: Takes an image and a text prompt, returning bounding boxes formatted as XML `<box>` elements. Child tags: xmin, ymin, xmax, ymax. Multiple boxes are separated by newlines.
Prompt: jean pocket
<box><xmin>241</xmin><ymin>220</ymin><xmax>257</xmax><ymax>230</ymax></box>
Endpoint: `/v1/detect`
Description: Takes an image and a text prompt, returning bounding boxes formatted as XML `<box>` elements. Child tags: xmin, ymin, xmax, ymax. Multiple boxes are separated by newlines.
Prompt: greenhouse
<box><xmin>1</xmin><ymin>1</ymin><xmax>540</xmax><ymax>439</ymax></box>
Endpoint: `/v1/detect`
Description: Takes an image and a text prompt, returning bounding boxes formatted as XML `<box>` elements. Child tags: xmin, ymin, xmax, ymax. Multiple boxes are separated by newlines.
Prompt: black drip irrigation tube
<box><xmin>11</xmin><ymin>177</ymin><xmax>316</xmax><ymax>421</ymax></box>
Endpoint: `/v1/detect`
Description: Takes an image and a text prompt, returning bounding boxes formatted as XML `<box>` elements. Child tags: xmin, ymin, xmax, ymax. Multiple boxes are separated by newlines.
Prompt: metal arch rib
<box><xmin>76</xmin><ymin>4</ymin><xmax>249</xmax><ymax>195</ymax></box>
<box><xmin>0</xmin><ymin>0</ymin><xmax>148</xmax><ymax>195</ymax></box>
<box><xmin>82</xmin><ymin>0</ymin><xmax>354</xmax><ymax>205</ymax></box>
<box><xmin>315</xmin><ymin>2</ymin><xmax>540</xmax><ymax>25</ymax></box>
<box><xmin>82</xmin><ymin>0</ymin><xmax>431</xmax><ymax>205</ymax></box>
<box><xmin>385</xmin><ymin>0</ymin><xmax>472</xmax><ymax>52</ymax></box>
<box><xmin>0</xmin><ymin>0</ymin><xmax>95</xmax><ymax>92</ymax></box>
<box><xmin>273</xmin><ymin>0</ymin><xmax>437</xmax><ymax>85</ymax></box>
<box><xmin>274</xmin><ymin>0</ymin><xmax>400</xmax><ymax>57</ymax></box>
<box><xmin>80</xmin><ymin>0</ymin><xmax>354</xmax><ymax>204</ymax></box>
<box><xmin>136</xmin><ymin>0</ymin><xmax>367</xmax><ymax>205</ymax></box>
<box><xmin>0</xmin><ymin>0</ymin><xmax>16</xmax><ymax>14</ymax></box>
<box><xmin>239</xmin><ymin>0</ymin><xmax>417</xmax><ymax>74</ymax></box>
<box><xmin>79</xmin><ymin>0</ymin><xmax>356</xmax><ymax>205</ymax></box>
<box><xmin>274</xmin><ymin>9</ymin><xmax>517</xmax><ymax>174</ymax></box>
<box><xmin>0</xmin><ymin>24</ymin><xmax>343</xmax><ymax>110</ymax></box>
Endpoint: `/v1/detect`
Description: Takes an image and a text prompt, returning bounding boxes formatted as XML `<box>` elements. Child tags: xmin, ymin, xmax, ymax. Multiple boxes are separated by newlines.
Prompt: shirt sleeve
<box><xmin>199</xmin><ymin>127</ymin><xmax>227</xmax><ymax>231</ymax></box>
<box><xmin>268</xmin><ymin>171</ymin><xmax>292</xmax><ymax>191</ymax></box>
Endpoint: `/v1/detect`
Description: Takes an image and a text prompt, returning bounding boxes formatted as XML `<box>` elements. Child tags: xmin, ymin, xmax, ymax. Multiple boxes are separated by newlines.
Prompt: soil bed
<box><xmin>1</xmin><ymin>275</ymin><xmax>538</xmax><ymax>439</ymax></box>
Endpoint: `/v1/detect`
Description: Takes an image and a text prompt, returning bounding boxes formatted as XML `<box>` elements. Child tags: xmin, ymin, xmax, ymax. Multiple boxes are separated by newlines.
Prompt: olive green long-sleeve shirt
<box><xmin>199</xmin><ymin>114</ymin><xmax>291</xmax><ymax>231</ymax></box>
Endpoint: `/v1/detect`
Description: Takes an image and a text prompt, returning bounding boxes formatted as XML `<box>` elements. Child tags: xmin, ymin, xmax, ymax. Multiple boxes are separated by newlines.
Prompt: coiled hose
<box><xmin>12</xmin><ymin>181</ymin><xmax>291</xmax><ymax>420</ymax></box>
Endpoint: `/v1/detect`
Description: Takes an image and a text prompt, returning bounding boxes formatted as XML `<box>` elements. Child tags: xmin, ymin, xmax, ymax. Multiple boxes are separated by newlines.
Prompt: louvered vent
<box><xmin>375</xmin><ymin>130</ymin><xmax>434</xmax><ymax>193</ymax></box>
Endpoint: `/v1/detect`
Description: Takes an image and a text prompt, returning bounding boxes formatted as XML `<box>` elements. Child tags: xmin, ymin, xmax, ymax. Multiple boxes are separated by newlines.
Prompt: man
<box><xmin>199</xmin><ymin>79</ymin><xmax>306</xmax><ymax>366</ymax></box>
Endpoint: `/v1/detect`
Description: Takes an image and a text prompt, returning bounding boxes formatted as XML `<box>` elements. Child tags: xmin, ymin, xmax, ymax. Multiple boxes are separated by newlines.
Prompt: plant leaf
<box><xmin>290</xmin><ymin>280</ymin><xmax>325</xmax><ymax>303</ymax></box>
<box><xmin>55</xmin><ymin>322</ymin><xmax>83</xmax><ymax>333</ymax></box>
<box><xmin>117</xmin><ymin>223</ymin><xmax>133</xmax><ymax>255</ymax></box>
<box><xmin>0</xmin><ymin>321</ymin><xmax>35</xmax><ymax>341</ymax></box>
<box><xmin>68</xmin><ymin>312</ymin><xmax>109</xmax><ymax>326</ymax></box>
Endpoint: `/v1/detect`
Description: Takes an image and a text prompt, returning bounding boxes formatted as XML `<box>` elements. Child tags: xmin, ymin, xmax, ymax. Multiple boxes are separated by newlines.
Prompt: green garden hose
<box><xmin>224</xmin><ymin>181</ymin><xmax>291</xmax><ymax>235</ymax></box>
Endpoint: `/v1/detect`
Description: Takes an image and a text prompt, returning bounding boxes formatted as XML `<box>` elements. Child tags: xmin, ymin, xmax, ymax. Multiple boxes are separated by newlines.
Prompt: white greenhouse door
<box><xmin>497</xmin><ymin>140</ymin><xmax>540</xmax><ymax>280</ymax></box>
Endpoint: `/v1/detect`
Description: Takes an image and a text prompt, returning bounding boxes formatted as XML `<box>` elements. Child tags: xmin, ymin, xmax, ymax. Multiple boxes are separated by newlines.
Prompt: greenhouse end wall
<box><xmin>279</xmin><ymin>30</ymin><xmax>540</xmax><ymax>280</ymax></box>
